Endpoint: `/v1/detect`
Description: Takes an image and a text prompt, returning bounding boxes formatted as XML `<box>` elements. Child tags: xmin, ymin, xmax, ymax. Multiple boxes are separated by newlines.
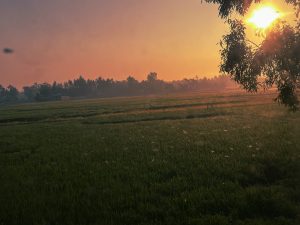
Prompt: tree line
<box><xmin>0</xmin><ymin>73</ymin><xmax>236</xmax><ymax>105</ymax></box>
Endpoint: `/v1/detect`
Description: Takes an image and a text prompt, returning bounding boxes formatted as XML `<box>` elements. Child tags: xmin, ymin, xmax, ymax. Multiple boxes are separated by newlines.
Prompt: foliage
<box><xmin>204</xmin><ymin>0</ymin><xmax>300</xmax><ymax>18</ymax></box>
<box><xmin>205</xmin><ymin>0</ymin><xmax>300</xmax><ymax>110</ymax></box>
<box><xmin>0</xmin><ymin>74</ymin><xmax>235</xmax><ymax>104</ymax></box>
<box><xmin>0</xmin><ymin>85</ymin><xmax>19</xmax><ymax>104</ymax></box>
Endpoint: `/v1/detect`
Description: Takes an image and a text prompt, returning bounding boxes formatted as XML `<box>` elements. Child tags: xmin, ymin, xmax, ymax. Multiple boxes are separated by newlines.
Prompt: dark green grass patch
<box><xmin>0</xmin><ymin>92</ymin><xmax>299</xmax><ymax>225</ymax></box>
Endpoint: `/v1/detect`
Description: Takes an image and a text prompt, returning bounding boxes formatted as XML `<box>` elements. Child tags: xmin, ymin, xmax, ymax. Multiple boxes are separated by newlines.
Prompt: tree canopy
<box><xmin>0</xmin><ymin>74</ymin><xmax>234</xmax><ymax>105</ymax></box>
<box><xmin>205</xmin><ymin>0</ymin><xmax>300</xmax><ymax>110</ymax></box>
<box><xmin>205</xmin><ymin>0</ymin><xmax>300</xmax><ymax>18</ymax></box>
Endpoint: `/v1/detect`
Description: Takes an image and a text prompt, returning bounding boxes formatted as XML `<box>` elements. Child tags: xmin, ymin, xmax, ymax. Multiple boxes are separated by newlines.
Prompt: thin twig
<box><xmin>246</xmin><ymin>39</ymin><xmax>260</xmax><ymax>48</ymax></box>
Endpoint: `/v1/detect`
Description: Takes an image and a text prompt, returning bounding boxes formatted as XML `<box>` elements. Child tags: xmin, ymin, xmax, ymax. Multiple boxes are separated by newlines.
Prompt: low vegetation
<box><xmin>0</xmin><ymin>91</ymin><xmax>299</xmax><ymax>225</ymax></box>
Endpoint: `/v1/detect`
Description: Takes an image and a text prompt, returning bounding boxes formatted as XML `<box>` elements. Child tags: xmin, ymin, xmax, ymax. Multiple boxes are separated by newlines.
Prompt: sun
<box><xmin>247</xmin><ymin>6</ymin><xmax>281</xmax><ymax>29</ymax></box>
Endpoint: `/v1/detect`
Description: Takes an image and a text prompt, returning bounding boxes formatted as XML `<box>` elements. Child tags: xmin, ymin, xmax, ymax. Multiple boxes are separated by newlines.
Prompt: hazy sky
<box><xmin>0</xmin><ymin>0</ymin><xmax>294</xmax><ymax>87</ymax></box>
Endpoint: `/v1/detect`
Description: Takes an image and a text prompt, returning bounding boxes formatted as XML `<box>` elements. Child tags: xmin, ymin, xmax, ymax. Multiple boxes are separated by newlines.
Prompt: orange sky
<box><xmin>0</xmin><ymin>0</ymin><xmax>295</xmax><ymax>87</ymax></box>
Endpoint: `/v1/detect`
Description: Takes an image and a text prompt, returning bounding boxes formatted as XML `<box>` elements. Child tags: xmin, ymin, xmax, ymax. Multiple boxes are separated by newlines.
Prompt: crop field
<box><xmin>0</xmin><ymin>91</ymin><xmax>299</xmax><ymax>225</ymax></box>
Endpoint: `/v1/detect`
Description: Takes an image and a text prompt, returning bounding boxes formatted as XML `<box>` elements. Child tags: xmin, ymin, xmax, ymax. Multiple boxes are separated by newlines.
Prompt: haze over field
<box><xmin>0</xmin><ymin>0</ymin><xmax>294</xmax><ymax>87</ymax></box>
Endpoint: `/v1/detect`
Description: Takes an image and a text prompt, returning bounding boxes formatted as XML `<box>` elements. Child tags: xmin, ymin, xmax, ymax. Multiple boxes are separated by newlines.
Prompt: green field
<box><xmin>0</xmin><ymin>91</ymin><xmax>299</xmax><ymax>225</ymax></box>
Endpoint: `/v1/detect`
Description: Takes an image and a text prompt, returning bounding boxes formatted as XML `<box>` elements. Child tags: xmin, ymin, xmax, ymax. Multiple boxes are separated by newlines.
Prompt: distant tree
<box><xmin>51</xmin><ymin>81</ymin><xmax>64</xmax><ymax>96</ymax></box>
<box><xmin>35</xmin><ymin>83</ymin><xmax>53</xmax><ymax>101</ymax></box>
<box><xmin>126</xmin><ymin>76</ymin><xmax>140</xmax><ymax>95</ymax></box>
<box><xmin>2</xmin><ymin>74</ymin><xmax>236</xmax><ymax>104</ymax></box>
<box><xmin>147</xmin><ymin>72</ymin><xmax>158</xmax><ymax>83</ymax></box>
<box><xmin>74</xmin><ymin>76</ymin><xmax>86</xmax><ymax>88</ymax></box>
<box><xmin>127</xmin><ymin>76</ymin><xmax>139</xmax><ymax>86</ymax></box>
<box><xmin>73</xmin><ymin>76</ymin><xmax>88</xmax><ymax>96</ymax></box>
<box><xmin>23</xmin><ymin>84</ymin><xmax>39</xmax><ymax>101</ymax></box>
<box><xmin>5</xmin><ymin>85</ymin><xmax>19</xmax><ymax>102</ymax></box>
<box><xmin>0</xmin><ymin>85</ymin><xmax>6</xmax><ymax>103</ymax></box>
<box><xmin>0</xmin><ymin>85</ymin><xmax>5</xmax><ymax>98</ymax></box>
<box><xmin>205</xmin><ymin>0</ymin><xmax>300</xmax><ymax>110</ymax></box>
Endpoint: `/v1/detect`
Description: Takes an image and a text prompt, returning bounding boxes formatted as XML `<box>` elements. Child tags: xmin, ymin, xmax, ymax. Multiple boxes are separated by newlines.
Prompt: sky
<box><xmin>0</xmin><ymin>0</ymin><xmax>295</xmax><ymax>87</ymax></box>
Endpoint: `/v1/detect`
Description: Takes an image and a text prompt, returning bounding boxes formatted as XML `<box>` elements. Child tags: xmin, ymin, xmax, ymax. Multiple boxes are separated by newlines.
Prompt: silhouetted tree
<box><xmin>0</xmin><ymin>73</ymin><xmax>236</xmax><ymax>104</ymax></box>
<box><xmin>0</xmin><ymin>85</ymin><xmax>20</xmax><ymax>103</ymax></box>
<box><xmin>23</xmin><ymin>84</ymin><xmax>39</xmax><ymax>101</ymax></box>
<box><xmin>35</xmin><ymin>83</ymin><xmax>53</xmax><ymax>101</ymax></box>
<box><xmin>51</xmin><ymin>81</ymin><xmax>64</xmax><ymax>97</ymax></box>
<box><xmin>0</xmin><ymin>85</ymin><xmax>5</xmax><ymax>98</ymax></box>
<box><xmin>126</xmin><ymin>76</ymin><xmax>140</xmax><ymax>95</ymax></box>
<box><xmin>147</xmin><ymin>72</ymin><xmax>158</xmax><ymax>82</ymax></box>
<box><xmin>127</xmin><ymin>76</ymin><xmax>139</xmax><ymax>87</ymax></box>
<box><xmin>6</xmin><ymin>85</ymin><xmax>19</xmax><ymax>102</ymax></box>
<box><xmin>205</xmin><ymin>0</ymin><xmax>300</xmax><ymax>110</ymax></box>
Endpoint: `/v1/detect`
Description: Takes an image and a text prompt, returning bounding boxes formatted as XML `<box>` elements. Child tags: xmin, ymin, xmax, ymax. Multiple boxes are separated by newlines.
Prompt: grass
<box><xmin>0</xmin><ymin>91</ymin><xmax>299</xmax><ymax>225</ymax></box>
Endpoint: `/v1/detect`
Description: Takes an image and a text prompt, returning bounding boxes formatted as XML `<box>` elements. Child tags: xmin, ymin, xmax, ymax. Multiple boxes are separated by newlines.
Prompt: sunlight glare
<box><xmin>247</xmin><ymin>6</ymin><xmax>281</xmax><ymax>29</ymax></box>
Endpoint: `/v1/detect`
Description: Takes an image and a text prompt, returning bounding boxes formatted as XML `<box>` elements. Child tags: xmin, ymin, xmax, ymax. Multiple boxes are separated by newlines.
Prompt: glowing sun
<box><xmin>247</xmin><ymin>6</ymin><xmax>281</xmax><ymax>29</ymax></box>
